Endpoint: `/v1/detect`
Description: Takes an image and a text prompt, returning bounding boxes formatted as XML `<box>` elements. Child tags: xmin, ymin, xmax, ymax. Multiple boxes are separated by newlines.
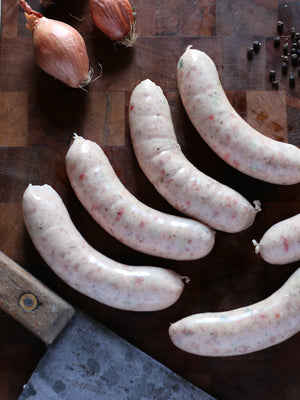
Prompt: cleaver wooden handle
<box><xmin>0</xmin><ymin>251</ymin><xmax>75</xmax><ymax>345</ymax></box>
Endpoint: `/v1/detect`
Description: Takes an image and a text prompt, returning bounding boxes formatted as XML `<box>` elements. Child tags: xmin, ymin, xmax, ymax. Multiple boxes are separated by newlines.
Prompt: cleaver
<box><xmin>0</xmin><ymin>251</ymin><xmax>217</xmax><ymax>400</ymax></box>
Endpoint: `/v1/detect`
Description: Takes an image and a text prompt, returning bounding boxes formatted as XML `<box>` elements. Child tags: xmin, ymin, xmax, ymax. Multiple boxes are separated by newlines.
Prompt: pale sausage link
<box><xmin>65</xmin><ymin>135</ymin><xmax>215</xmax><ymax>260</ymax></box>
<box><xmin>177</xmin><ymin>46</ymin><xmax>300</xmax><ymax>185</ymax></box>
<box><xmin>253</xmin><ymin>213</ymin><xmax>300</xmax><ymax>265</ymax></box>
<box><xmin>22</xmin><ymin>184</ymin><xmax>187</xmax><ymax>312</ymax></box>
<box><xmin>129</xmin><ymin>78</ymin><xmax>260</xmax><ymax>233</ymax></box>
<box><xmin>169</xmin><ymin>267</ymin><xmax>300</xmax><ymax>356</ymax></box>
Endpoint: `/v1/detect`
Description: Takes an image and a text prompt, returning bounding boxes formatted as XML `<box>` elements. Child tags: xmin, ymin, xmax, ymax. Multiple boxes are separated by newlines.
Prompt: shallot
<box><xmin>19</xmin><ymin>0</ymin><xmax>92</xmax><ymax>88</ymax></box>
<box><xmin>89</xmin><ymin>0</ymin><xmax>138</xmax><ymax>47</ymax></box>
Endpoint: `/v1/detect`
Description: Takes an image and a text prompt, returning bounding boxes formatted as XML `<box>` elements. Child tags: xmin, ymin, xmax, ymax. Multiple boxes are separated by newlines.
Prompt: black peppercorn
<box><xmin>277</xmin><ymin>20</ymin><xmax>284</xmax><ymax>35</ymax></box>
<box><xmin>253</xmin><ymin>40</ymin><xmax>261</xmax><ymax>53</ymax></box>
<box><xmin>269</xmin><ymin>69</ymin><xmax>276</xmax><ymax>82</ymax></box>
<box><xmin>282</xmin><ymin>61</ymin><xmax>288</xmax><ymax>74</ymax></box>
<box><xmin>291</xmin><ymin>53</ymin><xmax>298</xmax><ymax>67</ymax></box>
<box><xmin>247</xmin><ymin>47</ymin><xmax>254</xmax><ymax>60</ymax></box>
<box><xmin>274</xmin><ymin>36</ymin><xmax>281</xmax><ymax>48</ymax></box>
<box><xmin>272</xmin><ymin>80</ymin><xmax>279</xmax><ymax>90</ymax></box>
<box><xmin>282</xmin><ymin>55</ymin><xmax>289</xmax><ymax>64</ymax></box>
<box><xmin>295</xmin><ymin>32</ymin><xmax>300</xmax><ymax>41</ymax></box>
<box><xmin>283</xmin><ymin>43</ymin><xmax>289</xmax><ymax>55</ymax></box>
<box><xmin>291</xmin><ymin>27</ymin><xmax>296</xmax><ymax>39</ymax></box>
<box><xmin>291</xmin><ymin>47</ymin><xmax>297</xmax><ymax>54</ymax></box>
<box><xmin>289</xmin><ymin>75</ymin><xmax>295</xmax><ymax>89</ymax></box>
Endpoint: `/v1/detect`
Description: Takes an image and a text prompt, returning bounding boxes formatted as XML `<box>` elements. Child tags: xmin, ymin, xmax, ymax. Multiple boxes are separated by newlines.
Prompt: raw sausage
<box><xmin>65</xmin><ymin>135</ymin><xmax>215</xmax><ymax>260</ymax></box>
<box><xmin>177</xmin><ymin>46</ymin><xmax>300</xmax><ymax>185</ymax></box>
<box><xmin>253</xmin><ymin>213</ymin><xmax>300</xmax><ymax>264</ymax></box>
<box><xmin>169</xmin><ymin>267</ymin><xmax>300</xmax><ymax>356</ymax></box>
<box><xmin>129</xmin><ymin>78</ymin><xmax>260</xmax><ymax>233</ymax></box>
<box><xmin>22</xmin><ymin>184</ymin><xmax>187</xmax><ymax>312</ymax></box>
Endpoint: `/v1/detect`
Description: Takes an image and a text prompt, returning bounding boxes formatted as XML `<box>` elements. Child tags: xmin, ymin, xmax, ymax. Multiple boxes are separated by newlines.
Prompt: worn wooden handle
<box><xmin>0</xmin><ymin>251</ymin><xmax>75</xmax><ymax>344</ymax></box>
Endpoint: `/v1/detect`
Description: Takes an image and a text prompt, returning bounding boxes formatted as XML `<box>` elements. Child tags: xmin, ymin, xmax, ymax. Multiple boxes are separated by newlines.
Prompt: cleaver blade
<box><xmin>19</xmin><ymin>309</ymin><xmax>215</xmax><ymax>400</ymax></box>
<box><xmin>0</xmin><ymin>251</ymin><xmax>217</xmax><ymax>400</ymax></box>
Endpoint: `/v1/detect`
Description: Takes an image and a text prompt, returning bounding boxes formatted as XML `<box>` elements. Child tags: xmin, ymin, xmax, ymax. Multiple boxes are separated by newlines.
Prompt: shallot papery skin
<box><xmin>89</xmin><ymin>0</ymin><xmax>137</xmax><ymax>46</ymax></box>
<box><xmin>19</xmin><ymin>0</ymin><xmax>91</xmax><ymax>88</ymax></box>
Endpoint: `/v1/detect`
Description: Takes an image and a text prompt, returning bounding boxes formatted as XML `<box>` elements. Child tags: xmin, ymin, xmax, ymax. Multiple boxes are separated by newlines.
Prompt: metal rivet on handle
<box><xmin>18</xmin><ymin>293</ymin><xmax>38</xmax><ymax>311</ymax></box>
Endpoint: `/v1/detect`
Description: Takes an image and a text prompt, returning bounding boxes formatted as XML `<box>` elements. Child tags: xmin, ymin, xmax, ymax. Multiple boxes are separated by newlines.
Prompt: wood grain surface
<box><xmin>1</xmin><ymin>0</ymin><xmax>300</xmax><ymax>399</ymax></box>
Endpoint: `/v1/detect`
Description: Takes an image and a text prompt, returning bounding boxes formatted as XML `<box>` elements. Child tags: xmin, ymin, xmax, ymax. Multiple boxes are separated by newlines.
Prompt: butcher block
<box><xmin>1</xmin><ymin>0</ymin><xmax>300</xmax><ymax>399</ymax></box>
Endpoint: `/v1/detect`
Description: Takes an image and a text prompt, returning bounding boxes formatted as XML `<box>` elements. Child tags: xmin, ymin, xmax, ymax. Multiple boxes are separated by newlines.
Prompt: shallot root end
<box><xmin>118</xmin><ymin>21</ymin><xmax>138</xmax><ymax>47</ymax></box>
<box><xmin>79</xmin><ymin>63</ymin><xmax>103</xmax><ymax>91</ymax></box>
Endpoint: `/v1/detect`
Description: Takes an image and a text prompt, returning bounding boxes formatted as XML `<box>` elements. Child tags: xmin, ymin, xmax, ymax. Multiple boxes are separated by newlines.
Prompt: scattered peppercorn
<box><xmin>247</xmin><ymin>47</ymin><xmax>254</xmax><ymax>60</ymax></box>
<box><xmin>283</xmin><ymin>43</ymin><xmax>289</xmax><ymax>55</ymax></box>
<box><xmin>282</xmin><ymin>61</ymin><xmax>288</xmax><ymax>74</ymax></box>
<box><xmin>248</xmin><ymin>22</ymin><xmax>300</xmax><ymax>88</ymax></box>
<box><xmin>253</xmin><ymin>40</ymin><xmax>261</xmax><ymax>53</ymax></box>
<box><xmin>269</xmin><ymin>69</ymin><xmax>276</xmax><ymax>82</ymax></box>
<box><xmin>274</xmin><ymin>36</ymin><xmax>281</xmax><ymax>48</ymax></box>
<box><xmin>291</xmin><ymin>47</ymin><xmax>297</xmax><ymax>54</ymax></box>
<box><xmin>277</xmin><ymin>20</ymin><xmax>284</xmax><ymax>35</ymax></box>
<box><xmin>289</xmin><ymin>75</ymin><xmax>296</xmax><ymax>88</ymax></box>
<box><xmin>291</xmin><ymin>53</ymin><xmax>298</xmax><ymax>67</ymax></box>
<box><xmin>272</xmin><ymin>80</ymin><xmax>279</xmax><ymax>90</ymax></box>
<box><xmin>282</xmin><ymin>55</ymin><xmax>289</xmax><ymax>64</ymax></box>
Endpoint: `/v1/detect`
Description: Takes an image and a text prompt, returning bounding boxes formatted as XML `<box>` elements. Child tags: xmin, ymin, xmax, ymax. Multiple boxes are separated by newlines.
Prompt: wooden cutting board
<box><xmin>1</xmin><ymin>0</ymin><xmax>300</xmax><ymax>399</ymax></box>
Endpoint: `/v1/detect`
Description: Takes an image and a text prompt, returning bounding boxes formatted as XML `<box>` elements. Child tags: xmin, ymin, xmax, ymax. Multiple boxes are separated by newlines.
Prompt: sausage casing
<box><xmin>253</xmin><ymin>213</ymin><xmax>300</xmax><ymax>264</ymax></box>
<box><xmin>177</xmin><ymin>46</ymin><xmax>300</xmax><ymax>185</ymax></box>
<box><xmin>65</xmin><ymin>135</ymin><xmax>215</xmax><ymax>260</ymax></box>
<box><xmin>22</xmin><ymin>184</ymin><xmax>187</xmax><ymax>311</ymax></box>
<box><xmin>129</xmin><ymin>78</ymin><xmax>260</xmax><ymax>233</ymax></box>
<box><xmin>169</xmin><ymin>268</ymin><xmax>300</xmax><ymax>356</ymax></box>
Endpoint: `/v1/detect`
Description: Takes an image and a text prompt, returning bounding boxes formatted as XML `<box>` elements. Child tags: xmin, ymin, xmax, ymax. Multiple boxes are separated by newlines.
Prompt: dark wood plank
<box><xmin>1</xmin><ymin>0</ymin><xmax>300</xmax><ymax>399</ymax></box>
